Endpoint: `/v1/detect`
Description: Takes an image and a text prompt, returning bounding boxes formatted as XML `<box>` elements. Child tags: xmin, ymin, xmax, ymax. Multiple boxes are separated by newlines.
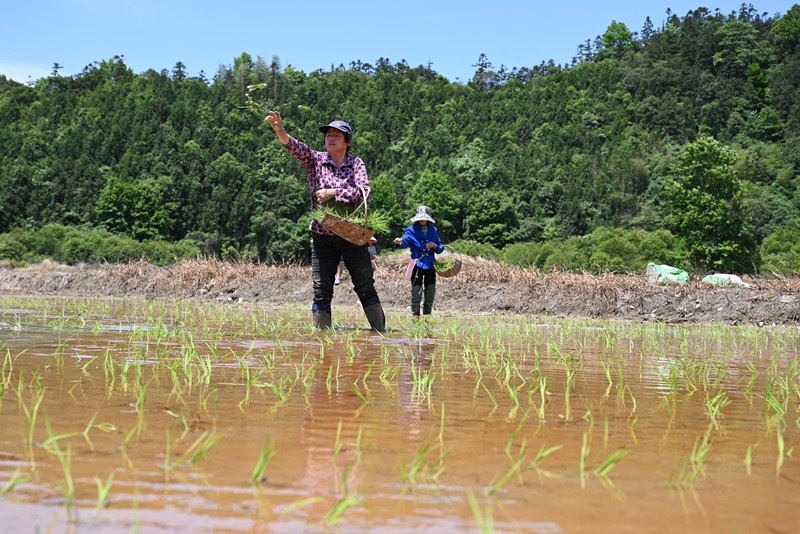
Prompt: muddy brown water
<box><xmin>1</xmin><ymin>296</ymin><xmax>798</xmax><ymax>533</ymax></box>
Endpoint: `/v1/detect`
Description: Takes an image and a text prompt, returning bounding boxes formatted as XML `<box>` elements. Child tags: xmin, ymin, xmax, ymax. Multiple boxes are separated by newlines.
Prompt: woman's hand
<box><xmin>265</xmin><ymin>110</ymin><xmax>283</xmax><ymax>129</ymax></box>
<box><xmin>315</xmin><ymin>189</ymin><xmax>336</xmax><ymax>203</ymax></box>
<box><xmin>265</xmin><ymin>111</ymin><xmax>289</xmax><ymax>144</ymax></box>
<box><xmin>394</xmin><ymin>237</ymin><xmax>402</xmax><ymax>245</ymax></box>
<box><xmin>426</xmin><ymin>242</ymin><xmax>437</xmax><ymax>250</ymax></box>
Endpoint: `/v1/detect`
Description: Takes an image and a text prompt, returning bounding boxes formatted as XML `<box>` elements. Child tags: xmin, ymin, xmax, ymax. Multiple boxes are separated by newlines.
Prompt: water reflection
<box><xmin>0</xmin><ymin>297</ymin><xmax>798</xmax><ymax>533</ymax></box>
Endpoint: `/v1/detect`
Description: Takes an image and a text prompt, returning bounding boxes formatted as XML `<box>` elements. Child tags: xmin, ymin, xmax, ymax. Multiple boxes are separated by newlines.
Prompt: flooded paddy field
<box><xmin>0</xmin><ymin>295</ymin><xmax>798</xmax><ymax>533</ymax></box>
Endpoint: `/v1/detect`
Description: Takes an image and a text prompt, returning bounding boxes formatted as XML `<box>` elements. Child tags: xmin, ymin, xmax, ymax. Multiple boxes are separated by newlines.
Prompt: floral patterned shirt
<box><xmin>284</xmin><ymin>136</ymin><xmax>372</xmax><ymax>236</ymax></box>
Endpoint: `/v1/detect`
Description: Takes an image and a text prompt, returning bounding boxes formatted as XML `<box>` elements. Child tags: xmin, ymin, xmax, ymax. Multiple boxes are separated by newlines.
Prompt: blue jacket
<box><xmin>397</xmin><ymin>223</ymin><xmax>444</xmax><ymax>270</ymax></box>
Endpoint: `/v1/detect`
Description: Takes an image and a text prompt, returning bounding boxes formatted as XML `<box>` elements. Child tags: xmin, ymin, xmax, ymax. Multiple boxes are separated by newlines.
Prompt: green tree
<box><xmin>770</xmin><ymin>4</ymin><xmax>800</xmax><ymax>57</ymax></box>
<box><xmin>760</xmin><ymin>225</ymin><xmax>800</xmax><ymax>273</ymax></box>
<box><xmin>405</xmin><ymin>171</ymin><xmax>462</xmax><ymax>241</ymax></box>
<box><xmin>0</xmin><ymin>232</ymin><xmax>27</xmax><ymax>261</ymax></box>
<box><xmin>369</xmin><ymin>173</ymin><xmax>405</xmax><ymax>242</ymax></box>
<box><xmin>465</xmin><ymin>190</ymin><xmax>520</xmax><ymax>247</ymax></box>
<box><xmin>1</xmin><ymin>8</ymin><xmax>799</xmax><ymax>267</ymax></box>
<box><xmin>451</xmin><ymin>138</ymin><xmax>499</xmax><ymax>190</ymax></box>
<box><xmin>664</xmin><ymin>136</ymin><xmax>756</xmax><ymax>272</ymax></box>
<box><xmin>94</xmin><ymin>176</ymin><xmax>175</xmax><ymax>241</ymax></box>
<box><xmin>601</xmin><ymin>21</ymin><xmax>635</xmax><ymax>58</ymax></box>
<box><xmin>713</xmin><ymin>19</ymin><xmax>760</xmax><ymax>78</ymax></box>
<box><xmin>266</xmin><ymin>214</ymin><xmax>312</xmax><ymax>263</ymax></box>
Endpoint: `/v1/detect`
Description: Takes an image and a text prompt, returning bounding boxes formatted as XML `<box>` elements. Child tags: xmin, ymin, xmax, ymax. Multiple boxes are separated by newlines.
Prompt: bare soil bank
<box><xmin>1</xmin><ymin>256</ymin><xmax>799</xmax><ymax>326</ymax></box>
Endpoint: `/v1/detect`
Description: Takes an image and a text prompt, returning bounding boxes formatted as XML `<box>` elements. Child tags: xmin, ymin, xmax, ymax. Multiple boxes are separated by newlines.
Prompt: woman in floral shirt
<box><xmin>265</xmin><ymin>111</ymin><xmax>385</xmax><ymax>332</ymax></box>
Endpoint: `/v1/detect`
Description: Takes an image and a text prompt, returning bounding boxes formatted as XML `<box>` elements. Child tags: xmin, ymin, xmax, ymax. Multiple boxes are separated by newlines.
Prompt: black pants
<box><xmin>410</xmin><ymin>265</ymin><xmax>436</xmax><ymax>315</ymax></box>
<box><xmin>311</xmin><ymin>232</ymin><xmax>380</xmax><ymax>313</ymax></box>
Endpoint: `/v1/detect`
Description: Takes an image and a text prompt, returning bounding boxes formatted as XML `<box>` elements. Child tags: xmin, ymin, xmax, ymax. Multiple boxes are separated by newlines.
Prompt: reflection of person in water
<box><xmin>397</xmin><ymin>339</ymin><xmax>438</xmax><ymax>429</ymax></box>
<box><xmin>298</xmin><ymin>356</ymin><xmax>370</xmax><ymax>498</ymax></box>
<box><xmin>297</xmin><ymin>343</ymin><xmax>437</xmax><ymax>503</ymax></box>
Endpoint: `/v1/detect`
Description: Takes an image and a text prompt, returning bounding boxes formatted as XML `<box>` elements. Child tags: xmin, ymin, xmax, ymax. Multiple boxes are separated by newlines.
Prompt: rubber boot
<box><xmin>363</xmin><ymin>303</ymin><xmax>386</xmax><ymax>333</ymax></box>
<box><xmin>422</xmin><ymin>284</ymin><xmax>436</xmax><ymax>315</ymax></box>
<box><xmin>313</xmin><ymin>310</ymin><xmax>332</xmax><ymax>330</ymax></box>
<box><xmin>410</xmin><ymin>284</ymin><xmax>423</xmax><ymax>316</ymax></box>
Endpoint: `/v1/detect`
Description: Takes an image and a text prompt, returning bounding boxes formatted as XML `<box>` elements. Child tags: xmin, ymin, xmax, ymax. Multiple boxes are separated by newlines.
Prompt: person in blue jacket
<box><xmin>394</xmin><ymin>206</ymin><xmax>445</xmax><ymax>316</ymax></box>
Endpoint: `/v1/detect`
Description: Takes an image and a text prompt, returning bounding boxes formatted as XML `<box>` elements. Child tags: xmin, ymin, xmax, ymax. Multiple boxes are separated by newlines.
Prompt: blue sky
<box><xmin>1</xmin><ymin>1</ymin><xmax>795</xmax><ymax>85</ymax></box>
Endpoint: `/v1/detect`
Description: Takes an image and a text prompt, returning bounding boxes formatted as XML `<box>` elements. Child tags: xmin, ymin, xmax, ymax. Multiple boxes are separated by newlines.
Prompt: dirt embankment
<box><xmin>1</xmin><ymin>257</ymin><xmax>799</xmax><ymax>326</ymax></box>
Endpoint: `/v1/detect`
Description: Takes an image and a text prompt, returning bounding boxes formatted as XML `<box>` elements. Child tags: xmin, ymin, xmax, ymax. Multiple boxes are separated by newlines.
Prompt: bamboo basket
<box><xmin>435</xmin><ymin>244</ymin><xmax>464</xmax><ymax>278</ymax></box>
<box><xmin>435</xmin><ymin>258</ymin><xmax>462</xmax><ymax>278</ymax></box>
<box><xmin>320</xmin><ymin>187</ymin><xmax>374</xmax><ymax>246</ymax></box>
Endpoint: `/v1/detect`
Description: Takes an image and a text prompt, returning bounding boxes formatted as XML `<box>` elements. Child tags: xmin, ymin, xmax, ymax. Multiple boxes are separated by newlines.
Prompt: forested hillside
<box><xmin>1</xmin><ymin>4</ymin><xmax>799</xmax><ymax>273</ymax></box>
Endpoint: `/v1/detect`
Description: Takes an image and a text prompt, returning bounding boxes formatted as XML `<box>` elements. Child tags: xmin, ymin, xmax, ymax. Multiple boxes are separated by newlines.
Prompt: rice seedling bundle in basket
<box><xmin>434</xmin><ymin>257</ymin><xmax>462</xmax><ymax>278</ymax></box>
<box><xmin>320</xmin><ymin>210</ymin><xmax>375</xmax><ymax>245</ymax></box>
<box><xmin>312</xmin><ymin>189</ymin><xmax>390</xmax><ymax>246</ymax></box>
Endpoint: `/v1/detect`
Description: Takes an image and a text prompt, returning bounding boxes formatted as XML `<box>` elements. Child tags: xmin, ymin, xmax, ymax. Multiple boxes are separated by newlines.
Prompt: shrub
<box><xmin>534</xmin><ymin>243</ymin><xmax>558</xmax><ymax>270</ymax></box>
<box><xmin>502</xmin><ymin>227</ymin><xmax>691</xmax><ymax>273</ymax></box>
<box><xmin>0</xmin><ymin>224</ymin><xmax>206</xmax><ymax>266</ymax></box>
<box><xmin>449</xmin><ymin>239</ymin><xmax>501</xmax><ymax>261</ymax></box>
<box><xmin>760</xmin><ymin>226</ymin><xmax>800</xmax><ymax>274</ymax></box>
<box><xmin>0</xmin><ymin>234</ymin><xmax>27</xmax><ymax>261</ymax></box>
<box><xmin>542</xmin><ymin>235</ymin><xmax>595</xmax><ymax>271</ymax></box>
<box><xmin>96</xmin><ymin>234</ymin><xmax>141</xmax><ymax>263</ymax></box>
<box><xmin>61</xmin><ymin>235</ymin><xmax>101</xmax><ymax>264</ymax></box>
<box><xmin>590</xmin><ymin>229</ymin><xmax>639</xmax><ymax>270</ymax></box>
<box><xmin>31</xmin><ymin>223</ymin><xmax>69</xmax><ymax>257</ymax></box>
<box><xmin>141</xmin><ymin>239</ymin><xmax>201</xmax><ymax>266</ymax></box>
<box><xmin>502</xmin><ymin>242</ymin><xmax>542</xmax><ymax>267</ymax></box>
<box><xmin>266</xmin><ymin>216</ymin><xmax>312</xmax><ymax>263</ymax></box>
<box><xmin>636</xmin><ymin>228</ymin><xmax>689</xmax><ymax>268</ymax></box>
<box><xmin>591</xmin><ymin>227</ymin><xmax>689</xmax><ymax>271</ymax></box>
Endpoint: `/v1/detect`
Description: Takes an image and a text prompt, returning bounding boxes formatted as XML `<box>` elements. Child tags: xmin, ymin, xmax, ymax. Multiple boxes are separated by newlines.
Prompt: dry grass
<box><xmin>104</xmin><ymin>257</ymin><xmax>308</xmax><ymax>291</ymax></box>
<box><xmin>377</xmin><ymin>252</ymin><xmax>800</xmax><ymax>291</ymax></box>
<box><xmin>5</xmin><ymin>256</ymin><xmax>800</xmax><ymax>293</ymax></box>
<box><xmin>378</xmin><ymin>252</ymin><xmax>521</xmax><ymax>284</ymax></box>
<box><xmin>2</xmin><ymin>257</ymin><xmax>799</xmax><ymax>325</ymax></box>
